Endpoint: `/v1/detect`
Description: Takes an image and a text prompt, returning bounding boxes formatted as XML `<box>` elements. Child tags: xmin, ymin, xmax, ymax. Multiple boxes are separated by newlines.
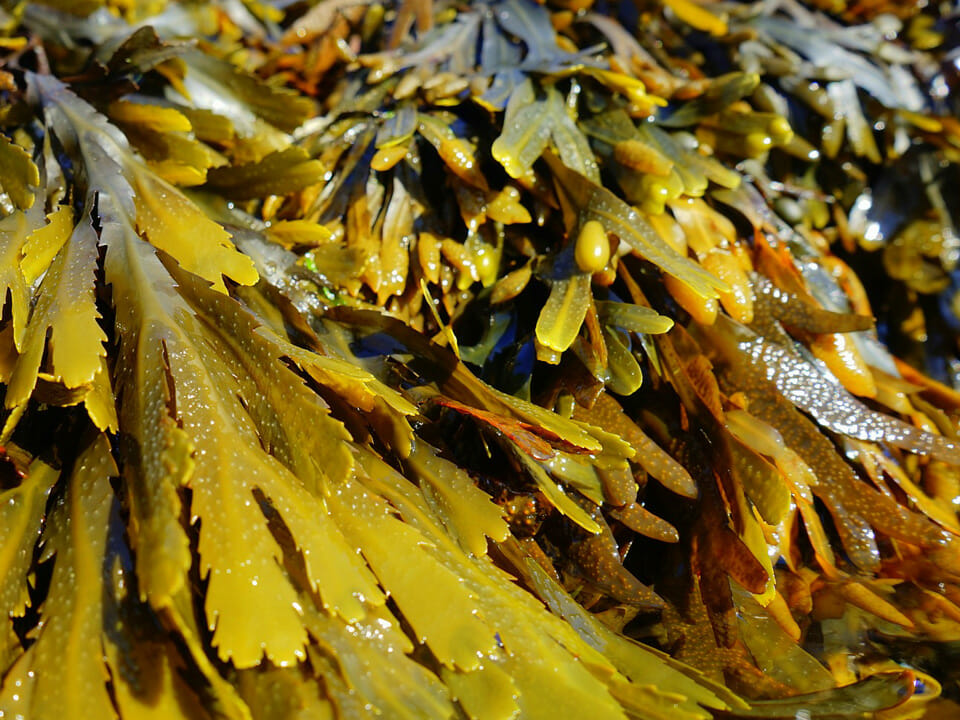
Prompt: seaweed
<box><xmin>0</xmin><ymin>0</ymin><xmax>959</xmax><ymax>718</ymax></box>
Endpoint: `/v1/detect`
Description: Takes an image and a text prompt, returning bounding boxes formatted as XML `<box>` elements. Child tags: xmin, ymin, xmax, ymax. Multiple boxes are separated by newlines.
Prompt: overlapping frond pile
<box><xmin>0</xmin><ymin>0</ymin><xmax>960</xmax><ymax>718</ymax></box>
